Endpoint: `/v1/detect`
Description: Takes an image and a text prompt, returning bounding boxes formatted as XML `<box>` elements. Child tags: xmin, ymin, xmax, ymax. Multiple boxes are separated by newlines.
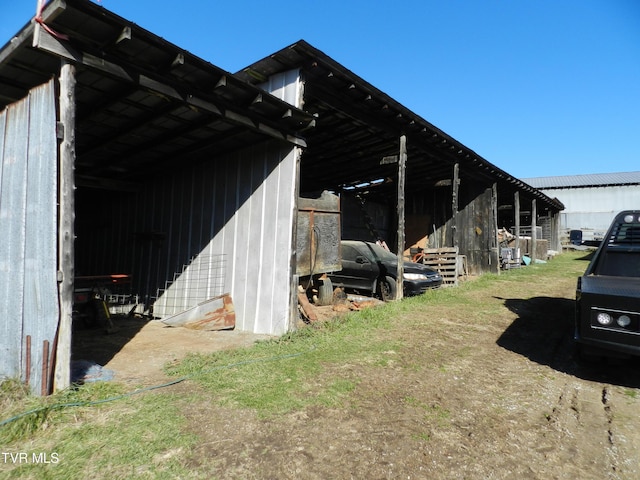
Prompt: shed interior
<box><xmin>0</xmin><ymin>0</ymin><xmax>313</xmax><ymax>307</ymax></box>
<box><xmin>0</xmin><ymin>1</ymin><xmax>563</xmax><ymax>324</ymax></box>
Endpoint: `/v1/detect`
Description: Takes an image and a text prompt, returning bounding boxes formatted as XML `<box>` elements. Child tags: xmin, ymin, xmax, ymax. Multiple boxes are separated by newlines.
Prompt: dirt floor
<box><xmin>72</xmin><ymin>261</ymin><xmax>640</xmax><ymax>479</ymax></box>
<box><xmin>72</xmin><ymin>316</ymin><xmax>274</xmax><ymax>386</ymax></box>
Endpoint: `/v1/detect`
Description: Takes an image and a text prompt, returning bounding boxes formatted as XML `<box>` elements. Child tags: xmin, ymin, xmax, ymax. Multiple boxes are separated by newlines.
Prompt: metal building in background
<box><xmin>524</xmin><ymin>172</ymin><xmax>640</xmax><ymax>239</ymax></box>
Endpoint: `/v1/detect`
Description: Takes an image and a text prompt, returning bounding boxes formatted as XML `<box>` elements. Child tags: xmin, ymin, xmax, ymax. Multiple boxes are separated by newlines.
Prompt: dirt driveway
<box><xmin>176</xmin><ymin>255</ymin><xmax>640</xmax><ymax>479</ymax></box>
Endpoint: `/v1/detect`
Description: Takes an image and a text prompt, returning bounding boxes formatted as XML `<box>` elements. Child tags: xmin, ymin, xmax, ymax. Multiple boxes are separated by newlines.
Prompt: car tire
<box><xmin>317</xmin><ymin>277</ymin><xmax>334</xmax><ymax>306</ymax></box>
<box><xmin>378</xmin><ymin>276</ymin><xmax>397</xmax><ymax>302</ymax></box>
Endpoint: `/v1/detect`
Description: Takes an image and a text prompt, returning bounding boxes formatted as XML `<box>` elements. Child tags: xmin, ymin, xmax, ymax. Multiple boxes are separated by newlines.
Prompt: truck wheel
<box><xmin>317</xmin><ymin>277</ymin><xmax>334</xmax><ymax>306</ymax></box>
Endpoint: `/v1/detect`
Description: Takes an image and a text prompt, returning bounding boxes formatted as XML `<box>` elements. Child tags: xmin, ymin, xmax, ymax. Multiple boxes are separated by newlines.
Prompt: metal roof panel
<box><xmin>524</xmin><ymin>172</ymin><xmax>640</xmax><ymax>189</ymax></box>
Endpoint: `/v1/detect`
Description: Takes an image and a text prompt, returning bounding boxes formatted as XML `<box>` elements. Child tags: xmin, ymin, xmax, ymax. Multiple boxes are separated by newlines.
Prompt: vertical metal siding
<box><xmin>259</xmin><ymin>69</ymin><xmax>302</xmax><ymax>108</ymax></box>
<box><xmin>0</xmin><ymin>94</ymin><xmax>28</xmax><ymax>381</ymax></box>
<box><xmin>78</xmin><ymin>140</ymin><xmax>299</xmax><ymax>336</ymax></box>
<box><xmin>0</xmin><ymin>80</ymin><xmax>59</xmax><ymax>393</ymax></box>
<box><xmin>540</xmin><ymin>185</ymin><xmax>640</xmax><ymax>231</ymax></box>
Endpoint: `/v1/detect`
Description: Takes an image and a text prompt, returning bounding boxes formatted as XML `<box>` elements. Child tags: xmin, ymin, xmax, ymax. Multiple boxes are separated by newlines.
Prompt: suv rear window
<box><xmin>592</xmin><ymin>222</ymin><xmax>640</xmax><ymax>277</ymax></box>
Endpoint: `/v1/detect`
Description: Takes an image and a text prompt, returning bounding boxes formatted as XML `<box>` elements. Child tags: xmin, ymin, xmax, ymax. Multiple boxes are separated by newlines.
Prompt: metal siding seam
<box><xmin>263</xmin><ymin>146</ymin><xmax>279</xmax><ymax>334</ymax></box>
<box><xmin>253</xmin><ymin>147</ymin><xmax>267</xmax><ymax>333</ymax></box>
<box><xmin>278</xmin><ymin>146</ymin><xmax>295</xmax><ymax>334</ymax></box>
<box><xmin>244</xmin><ymin>148</ymin><xmax>260</xmax><ymax>333</ymax></box>
<box><xmin>0</xmin><ymin>97</ymin><xmax>29</xmax><ymax>382</ymax></box>
<box><xmin>276</xmin><ymin>146</ymin><xmax>298</xmax><ymax>334</ymax></box>
<box><xmin>230</xmin><ymin>151</ymin><xmax>242</xmax><ymax>329</ymax></box>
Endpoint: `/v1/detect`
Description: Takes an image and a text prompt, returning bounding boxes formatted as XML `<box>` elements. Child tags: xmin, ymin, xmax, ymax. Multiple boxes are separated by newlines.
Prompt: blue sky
<box><xmin>2</xmin><ymin>0</ymin><xmax>639</xmax><ymax>179</ymax></box>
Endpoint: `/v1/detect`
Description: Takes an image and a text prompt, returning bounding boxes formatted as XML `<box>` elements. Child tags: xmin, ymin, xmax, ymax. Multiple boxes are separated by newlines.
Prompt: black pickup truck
<box><xmin>575</xmin><ymin>210</ymin><xmax>640</xmax><ymax>358</ymax></box>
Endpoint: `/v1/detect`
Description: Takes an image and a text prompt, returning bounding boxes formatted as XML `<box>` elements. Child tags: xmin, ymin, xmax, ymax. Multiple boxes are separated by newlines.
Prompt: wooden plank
<box><xmin>297</xmin><ymin>292</ymin><xmax>318</xmax><ymax>322</ymax></box>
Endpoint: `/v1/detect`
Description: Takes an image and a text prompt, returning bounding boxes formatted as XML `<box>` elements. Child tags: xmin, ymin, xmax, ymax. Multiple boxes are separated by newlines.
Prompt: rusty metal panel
<box><xmin>161</xmin><ymin>293</ymin><xmax>235</xmax><ymax>331</ymax></box>
<box><xmin>0</xmin><ymin>80</ymin><xmax>59</xmax><ymax>393</ymax></box>
<box><xmin>296</xmin><ymin>191</ymin><xmax>342</xmax><ymax>277</ymax></box>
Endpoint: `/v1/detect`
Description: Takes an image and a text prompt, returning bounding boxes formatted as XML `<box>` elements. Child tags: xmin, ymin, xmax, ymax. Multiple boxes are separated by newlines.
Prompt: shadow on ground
<box><xmin>496</xmin><ymin>295</ymin><xmax>640</xmax><ymax>389</ymax></box>
<box><xmin>72</xmin><ymin>314</ymin><xmax>150</xmax><ymax>366</ymax></box>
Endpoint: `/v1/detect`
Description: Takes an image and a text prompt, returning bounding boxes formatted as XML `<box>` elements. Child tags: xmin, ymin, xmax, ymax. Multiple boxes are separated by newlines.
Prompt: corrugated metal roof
<box><xmin>238</xmin><ymin>40</ymin><xmax>565</xmax><ymax>212</ymax></box>
<box><xmin>524</xmin><ymin>172</ymin><xmax>640</xmax><ymax>189</ymax></box>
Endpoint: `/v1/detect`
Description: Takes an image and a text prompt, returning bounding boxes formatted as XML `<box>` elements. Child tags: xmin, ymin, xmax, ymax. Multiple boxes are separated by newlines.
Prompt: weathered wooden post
<box><xmin>514</xmin><ymin>191</ymin><xmax>520</xmax><ymax>263</ymax></box>
<box><xmin>54</xmin><ymin>59</ymin><xmax>76</xmax><ymax>392</ymax></box>
<box><xmin>531</xmin><ymin>199</ymin><xmax>537</xmax><ymax>264</ymax></box>
<box><xmin>395</xmin><ymin>135</ymin><xmax>407</xmax><ymax>301</ymax></box>
<box><xmin>452</xmin><ymin>163</ymin><xmax>459</xmax><ymax>249</ymax></box>
<box><xmin>492</xmin><ymin>183</ymin><xmax>498</xmax><ymax>272</ymax></box>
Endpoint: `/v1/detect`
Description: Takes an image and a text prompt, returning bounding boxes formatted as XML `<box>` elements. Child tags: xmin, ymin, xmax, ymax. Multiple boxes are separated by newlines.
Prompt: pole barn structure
<box><xmin>238</xmin><ymin>41</ymin><xmax>564</xmax><ymax>273</ymax></box>
<box><xmin>0</xmin><ymin>2</ymin><xmax>563</xmax><ymax>395</ymax></box>
<box><xmin>0</xmin><ymin>0</ymin><xmax>313</xmax><ymax>393</ymax></box>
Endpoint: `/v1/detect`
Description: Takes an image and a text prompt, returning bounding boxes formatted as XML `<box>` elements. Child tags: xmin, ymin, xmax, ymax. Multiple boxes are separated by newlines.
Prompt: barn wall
<box><xmin>76</xmin><ymin>140</ymin><xmax>299</xmax><ymax>335</ymax></box>
<box><xmin>341</xmin><ymin>194</ymin><xmax>391</xmax><ymax>243</ymax></box>
<box><xmin>0</xmin><ymin>80</ymin><xmax>59</xmax><ymax>393</ymax></box>
<box><xmin>426</xmin><ymin>180</ymin><xmax>499</xmax><ymax>274</ymax></box>
<box><xmin>456</xmin><ymin>186</ymin><xmax>499</xmax><ymax>275</ymax></box>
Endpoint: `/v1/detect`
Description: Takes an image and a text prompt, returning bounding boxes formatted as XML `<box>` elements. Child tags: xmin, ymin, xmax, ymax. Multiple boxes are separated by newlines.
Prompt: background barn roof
<box><xmin>524</xmin><ymin>171</ymin><xmax>640</xmax><ymax>189</ymax></box>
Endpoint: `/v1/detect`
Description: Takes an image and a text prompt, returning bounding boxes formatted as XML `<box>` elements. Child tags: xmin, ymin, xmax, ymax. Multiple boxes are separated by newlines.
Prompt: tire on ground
<box><xmin>317</xmin><ymin>277</ymin><xmax>334</xmax><ymax>306</ymax></box>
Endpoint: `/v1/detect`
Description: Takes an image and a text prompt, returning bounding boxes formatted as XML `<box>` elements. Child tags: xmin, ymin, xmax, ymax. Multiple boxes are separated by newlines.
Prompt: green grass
<box><xmin>164</xmin><ymin>304</ymin><xmax>403</xmax><ymax>416</ymax></box>
<box><xmin>0</xmin><ymin>381</ymin><xmax>195</xmax><ymax>479</ymax></box>
<box><xmin>0</xmin><ymin>250</ymin><xmax>592</xmax><ymax>478</ymax></box>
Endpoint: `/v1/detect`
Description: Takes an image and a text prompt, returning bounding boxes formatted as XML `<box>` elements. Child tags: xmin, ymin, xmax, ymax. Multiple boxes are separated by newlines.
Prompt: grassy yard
<box><xmin>0</xmin><ymin>250</ymin><xmax>590</xmax><ymax>479</ymax></box>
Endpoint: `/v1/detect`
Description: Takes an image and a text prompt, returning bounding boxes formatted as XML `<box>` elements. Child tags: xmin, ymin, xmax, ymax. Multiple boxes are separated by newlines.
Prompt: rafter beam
<box><xmin>32</xmin><ymin>23</ymin><xmax>308</xmax><ymax>147</ymax></box>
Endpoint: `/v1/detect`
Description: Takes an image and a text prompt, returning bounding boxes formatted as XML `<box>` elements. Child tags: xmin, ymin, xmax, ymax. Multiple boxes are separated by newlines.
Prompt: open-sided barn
<box><xmin>238</xmin><ymin>41</ymin><xmax>564</xmax><ymax>270</ymax></box>
<box><xmin>0</xmin><ymin>0</ymin><xmax>563</xmax><ymax>394</ymax></box>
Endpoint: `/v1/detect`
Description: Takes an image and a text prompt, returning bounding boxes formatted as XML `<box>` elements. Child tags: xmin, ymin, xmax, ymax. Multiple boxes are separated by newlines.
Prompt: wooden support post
<box><xmin>514</xmin><ymin>191</ymin><xmax>520</xmax><ymax>262</ymax></box>
<box><xmin>451</xmin><ymin>163</ymin><xmax>459</xmax><ymax>249</ymax></box>
<box><xmin>54</xmin><ymin>60</ymin><xmax>76</xmax><ymax>392</ymax></box>
<box><xmin>491</xmin><ymin>183</ymin><xmax>498</xmax><ymax>272</ymax></box>
<box><xmin>396</xmin><ymin>135</ymin><xmax>407</xmax><ymax>301</ymax></box>
<box><xmin>531</xmin><ymin>199</ymin><xmax>537</xmax><ymax>264</ymax></box>
<box><xmin>551</xmin><ymin>211</ymin><xmax>560</xmax><ymax>251</ymax></box>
